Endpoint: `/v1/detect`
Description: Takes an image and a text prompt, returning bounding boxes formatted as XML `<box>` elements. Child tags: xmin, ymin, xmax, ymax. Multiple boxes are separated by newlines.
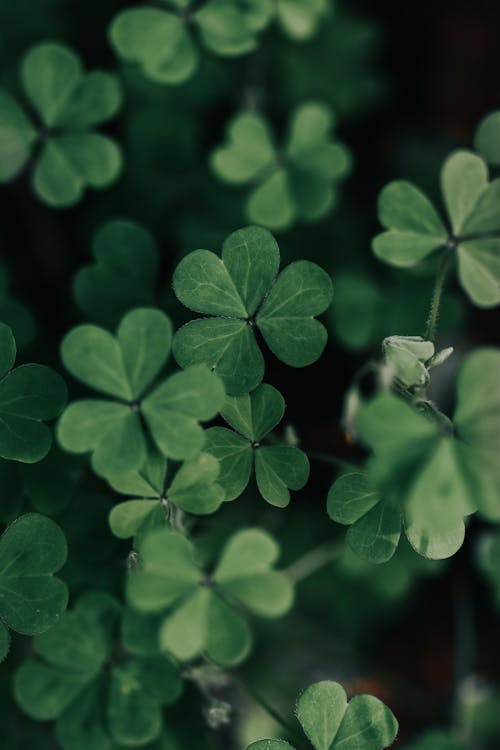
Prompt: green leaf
<box><xmin>173</xmin><ymin>249</ymin><xmax>247</xmax><ymax>317</ymax></box>
<box><xmin>255</xmin><ymin>446</ymin><xmax>309</xmax><ymax>507</ymax></box>
<box><xmin>55</xmin><ymin>72</ymin><xmax>122</xmax><ymax>129</ymax></box>
<box><xmin>33</xmin><ymin>134</ymin><xmax>123</xmax><ymax>208</ymax></box>
<box><xmin>222</xmin><ymin>384</ymin><xmax>285</xmax><ymax>441</ymax></box>
<box><xmin>296</xmin><ymin>681</ymin><xmax>398</xmax><ymax>750</ymax></box>
<box><xmin>219</xmin><ymin>571</ymin><xmax>294</xmax><ymax>618</ymax></box>
<box><xmin>204</xmin><ymin>590</ymin><xmax>253</xmax><ymax>665</ymax></box>
<box><xmin>276</xmin><ymin>0</ymin><xmax>328</xmax><ymax>40</ymax></box>
<box><xmin>21</xmin><ymin>43</ymin><xmax>83</xmax><ymax>128</ymax></box>
<box><xmin>297</xmin><ymin>681</ymin><xmax>347</xmax><ymax>750</ymax></box>
<box><xmin>57</xmin><ymin>400</ymin><xmax>146</xmax><ymax>478</ymax></box>
<box><xmin>109</xmin><ymin>500</ymin><xmax>159</xmax><ymax>540</ymax></box>
<box><xmin>475</xmin><ymin>110</ymin><xmax>500</xmax><ymax>166</ymax></box>
<box><xmin>61</xmin><ymin>324</ymin><xmax>132</xmax><ymax>399</ymax></box>
<box><xmin>327</xmin><ymin>473</ymin><xmax>401</xmax><ymax>564</ymax></box>
<box><xmin>246</xmin><ymin>742</ymin><xmax>294</xmax><ymax>750</ymax></box>
<box><xmin>117</xmin><ymin>308</ymin><xmax>172</xmax><ymax>399</ymax></box>
<box><xmin>109</xmin><ymin>8</ymin><xmax>198</xmax><ymax>85</ymax></box>
<box><xmin>210</xmin><ymin>112</ymin><xmax>275</xmax><ymax>184</ymax></box>
<box><xmin>204</xmin><ymin>426</ymin><xmax>253</xmax><ymax>501</ymax></box>
<box><xmin>454</xmin><ymin>348</ymin><xmax>500</xmax><ymax>454</ymax></box>
<box><xmin>73</xmin><ymin>219</ymin><xmax>159</xmax><ymax>327</ymax></box>
<box><xmin>142</xmin><ymin>364</ymin><xmax>225</xmax><ymax>460</ymax></box>
<box><xmin>173</xmin><ymin>317</ymin><xmax>264</xmax><ymax>395</ymax></box>
<box><xmin>0</xmin><ymin>513</ymin><xmax>68</xmax><ymax>635</ymax></box>
<box><xmin>247</xmin><ymin>168</ymin><xmax>296</xmax><ymax>230</ymax></box>
<box><xmin>0</xmin><ymin>89</ymin><xmax>36</xmax><ymax>181</ymax></box>
<box><xmin>55</xmin><ymin>679</ymin><xmax>112</xmax><ymax>750</ymax></box>
<box><xmin>195</xmin><ymin>0</ymin><xmax>271</xmax><ymax>56</ymax></box>
<box><xmin>256</xmin><ymin>261</ymin><xmax>333</xmax><ymax>367</ymax></box>
<box><xmin>159</xmin><ymin>586</ymin><xmax>209</xmax><ymax>661</ymax></box>
<box><xmin>168</xmin><ymin>452</ymin><xmax>224</xmax><ymax>514</ymax></box>
<box><xmin>127</xmin><ymin>529</ymin><xmax>200</xmax><ymax>612</ymax></box>
<box><xmin>14</xmin><ymin>660</ymin><xmax>91</xmax><ymax>720</ymax></box>
<box><xmin>456</xmin><ymin>238</ymin><xmax>500</xmax><ymax>308</ymax></box>
<box><xmin>440</xmin><ymin>150</ymin><xmax>488</xmax><ymax>236</ymax></box>
<box><xmin>214</xmin><ymin>528</ymin><xmax>281</xmax><ymax>581</ymax></box>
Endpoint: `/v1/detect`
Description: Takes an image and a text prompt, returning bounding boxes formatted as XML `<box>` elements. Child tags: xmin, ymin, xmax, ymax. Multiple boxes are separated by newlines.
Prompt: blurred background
<box><xmin>1</xmin><ymin>0</ymin><xmax>500</xmax><ymax>748</ymax></box>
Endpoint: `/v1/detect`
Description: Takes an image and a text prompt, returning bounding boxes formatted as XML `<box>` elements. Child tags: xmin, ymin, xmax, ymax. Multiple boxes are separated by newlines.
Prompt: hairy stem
<box><xmin>286</xmin><ymin>542</ymin><xmax>342</xmax><ymax>584</ymax></box>
<box><xmin>424</xmin><ymin>249</ymin><xmax>453</xmax><ymax>341</ymax></box>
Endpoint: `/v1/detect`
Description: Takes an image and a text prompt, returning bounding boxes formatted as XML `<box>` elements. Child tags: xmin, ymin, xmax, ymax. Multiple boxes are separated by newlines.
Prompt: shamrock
<box><xmin>210</xmin><ymin>103</ymin><xmax>351</xmax><ymax>230</ymax></box>
<box><xmin>108</xmin><ymin>448</ymin><xmax>225</xmax><ymax>541</ymax></box>
<box><xmin>0</xmin><ymin>513</ymin><xmax>68</xmax><ymax>662</ymax></box>
<box><xmin>329</xmin><ymin>349</ymin><xmax>500</xmax><ymax>561</ymax></box>
<box><xmin>109</xmin><ymin>0</ymin><xmax>271</xmax><ymax>86</ymax></box>
<box><xmin>204</xmin><ymin>383</ymin><xmax>309</xmax><ymax>506</ymax></box>
<box><xmin>13</xmin><ymin>592</ymin><xmax>182</xmax><ymax>749</ymax></box>
<box><xmin>372</xmin><ymin>150</ymin><xmax>500</xmax><ymax>307</ymax></box>
<box><xmin>0</xmin><ymin>42</ymin><xmax>123</xmax><ymax>207</ymax></box>
<box><xmin>74</xmin><ymin>220</ymin><xmax>159</xmax><ymax>328</ymax></box>
<box><xmin>0</xmin><ymin>323</ymin><xmax>67</xmax><ymax>463</ymax></box>
<box><xmin>57</xmin><ymin>307</ymin><xmax>225</xmax><ymax>479</ymax></box>
<box><xmin>173</xmin><ymin>225</ymin><xmax>333</xmax><ymax>395</ymax></box>
<box><xmin>245</xmin><ymin>680</ymin><xmax>398</xmax><ymax>750</ymax></box>
<box><xmin>127</xmin><ymin>527</ymin><xmax>294</xmax><ymax>666</ymax></box>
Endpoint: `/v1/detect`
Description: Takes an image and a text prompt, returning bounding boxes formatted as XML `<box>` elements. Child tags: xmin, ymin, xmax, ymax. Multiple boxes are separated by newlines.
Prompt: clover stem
<box><xmin>305</xmin><ymin>450</ymin><xmax>355</xmax><ymax>474</ymax></box>
<box><xmin>286</xmin><ymin>542</ymin><xmax>342</xmax><ymax>584</ymax></box>
<box><xmin>424</xmin><ymin>248</ymin><xmax>453</xmax><ymax>342</ymax></box>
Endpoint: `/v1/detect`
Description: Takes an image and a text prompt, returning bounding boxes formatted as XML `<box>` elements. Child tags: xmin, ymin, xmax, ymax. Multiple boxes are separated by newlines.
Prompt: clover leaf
<box><xmin>0</xmin><ymin>323</ymin><xmax>67</xmax><ymax>463</ymax></box>
<box><xmin>333</xmin><ymin>365</ymin><xmax>499</xmax><ymax>560</ymax></box>
<box><xmin>0</xmin><ymin>42</ymin><xmax>123</xmax><ymax>207</ymax></box>
<box><xmin>205</xmin><ymin>383</ymin><xmax>309</xmax><ymax>506</ymax></box>
<box><xmin>372</xmin><ymin>150</ymin><xmax>500</xmax><ymax>307</ymax></box>
<box><xmin>57</xmin><ymin>307</ymin><xmax>225</xmax><ymax>479</ymax></box>
<box><xmin>0</xmin><ymin>513</ymin><xmax>68</xmax><ymax>662</ymax></box>
<box><xmin>273</xmin><ymin>0</ymin><xmax>329</xmax><ymax>41</ymax></box>
<box><xmin>475</xmin><ymin>110</ymin><xmax>500</xmax><ymax>166</ymax></box>
<box><xmin>246</xmin><ymin>680</ymin><xmax>398</xmax><ymax>750</ymax></box>
<box><xmin>211</xmin><ymin>103</ymin><xmax>351</xmax><ymax>230</ymax></box>
<box><xmin>73</xmin><ymin>219</ymin><xmax>159</xmax><ymax>328</ymax></box>
<box><xmin>109</xmin><ymin>0</ymin><xmax>271</xmax><ymax>86</ymax></box>
<box><xmin>108</xmin><ymin>448</ymin><xmax>225</xmax><ymax>541</ymax></box>
<box><xmin>127</xmin><ymin>527</ymin><xmax>294</xmax><ymax>666</ymax></box>
<box><xmin>173</xmin><ymin>226</ymin><xmax>333</xmax><ymax>395</ymax></box>
<box><xmin>13</xmin><ymin>591</ymin><xmax>182</xmax><ymax>749</ymax></box>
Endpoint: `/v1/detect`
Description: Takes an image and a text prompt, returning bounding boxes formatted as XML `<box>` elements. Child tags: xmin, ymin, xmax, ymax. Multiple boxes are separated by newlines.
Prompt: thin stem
<box><xmin>286</xmin><ymin>542</ymin><xmax>342</xmax><ymax>584</ymax></box>
<box><xmin>232</xmin><ymin>673</ymin><xmax>304</xmax><ymax>746</ymax></box>
<box><xmin>424</xmin><ymin>249</ymin><xmax>453</xmax><ymax>341</ymax></box>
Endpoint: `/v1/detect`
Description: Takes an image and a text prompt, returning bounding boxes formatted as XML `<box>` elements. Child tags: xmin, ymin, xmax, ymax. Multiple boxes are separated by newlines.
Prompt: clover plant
<box><xmin>1</xmin><ymin>7</ymin><xmax>499</xmax><ymax>750</ymax></box>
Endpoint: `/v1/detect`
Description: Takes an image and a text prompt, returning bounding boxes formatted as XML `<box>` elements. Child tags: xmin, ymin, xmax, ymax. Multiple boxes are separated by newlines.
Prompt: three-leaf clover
<box><xmin>13</xmin><ymin>592</ymin><xmax>182</xmax><ymax>749</ymax></box>
<box><xmin>127</xmin><ymin>527</ymin><xmax>294</xmax><ymax>666</ymax></box>
<box><xmin>109</xmin><ymin>0</ymin><xmax>271</xmax><ymax>86</ymax></box>
<box><xmin>329</xmin><ymin>347</ymin><xmax>500</xmax><ymax>563</ymax></box>
<box><xmin>0</xmin><ymin>42</ymin><xmax>123</xmax><ymax>207</ymax></box>
<box><xmin>210</xmin><ymin>103</ymin><xmax>351</xmax><ymax>230</ymax></box>
<box><xmin>73</xmin><ymin>219</ymin><xmax>159</xmax><ymax>328</ymax></box>
<box><xmin>372</xmin><ymin>150</ymin><xmax>500</xmax><ymax>307</ymax></box>
<box><xmin>108</xmin><ymin>448</ymin><xmax>225</xmax><ymax>541</ymax></box>
<box><xmin>245</xmin><ymin>680</ymin><xmax>398</xmax><ymax>750</ymax></box>
<box><xmin>173</xmin><ymin>225</ymin><xmax>333</xmax><ymax>395</ymax></box>
<box><xmin>57</xmin><ymin>307</ymin><xmax>225</xmax><ymax>479</ymax></box>
<box><xmin>0</xmin><ymin>323</ymin><xmax>67</xmax><ymax>463</ymax></box>
<box><xmin>205</xmin><ymin>383</ymin><xmax>309</xmax><ymax>506</ymax></box>
<box><xmin>0</xmin><ymin>513</ymin><xmax>68</xmax><ymax>662</ymax></box>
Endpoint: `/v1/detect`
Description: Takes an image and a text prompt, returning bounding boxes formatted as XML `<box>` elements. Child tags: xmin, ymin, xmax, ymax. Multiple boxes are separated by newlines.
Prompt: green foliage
<box><xmin>0</xmin><ymin>262</ymin><xmax>36</xmax><ymax>349</ymax></box>
<box><xmin>57</xmin><ymin>307</ymin><xmax>225</xmax><ymax>478</ymax></box>
<box><xmin>406</xmin><ymin>731</ymin><xmax>465</xmax><ymax>749</ymax></box>
<box><xmin>13</xmin><ymin>591</ymin><xmax>182</xmax><ymax>748</ymax></box>
<box><xmin>205</xmin><ymin>383</ymin><xmax>309</xmax><ymax>506</ymax></box>
<box><xmin>373</xmin><ymin>150</ymin><xmax>500</xmax><ymax>307</ymax></box>
<box><xmin>173</xmin><ymin>225</ymin><xmax>333</xmax><ymax>394</ymax></box>
<box><xmin>73</xmin><ymin>220</ymin><xmax>159</xmax><ymax>328</ymax></box>
<box><xmin>211</xmin><ymin>103</ymin><xmax>351</xmax><ymax>230</ymax></box>
<box><xmin>246</xmin><ymin>680</ymin><xmax>398</xmax><ymax>749</ymax></box>
<box><xmin>127</xmin><ymin>527</ymin><xmax>294</xmax><ymax>665</ymax></box>
<box><xmin>0</xmin><ymin>323</ymin><xmax>67</xmax><ymax>463</ymax></box>
<box><xmin>474</xmin><ymin>110</ymin><xmax>500</xmax><ymax>166</ymax></box>
<box><xmin>0</xmin><ymin>42</ymin><xmax>122</xmax><ymax>206</ymax></box>
<box><xmin>108</xmin><ymin>449</ymin><xmax>225</xmax><ymax>540</ymax></box>
<box><xmin>0</xmin><ymin>513</ymin><xmax>68</xmax><ymax>661</ymax></box>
